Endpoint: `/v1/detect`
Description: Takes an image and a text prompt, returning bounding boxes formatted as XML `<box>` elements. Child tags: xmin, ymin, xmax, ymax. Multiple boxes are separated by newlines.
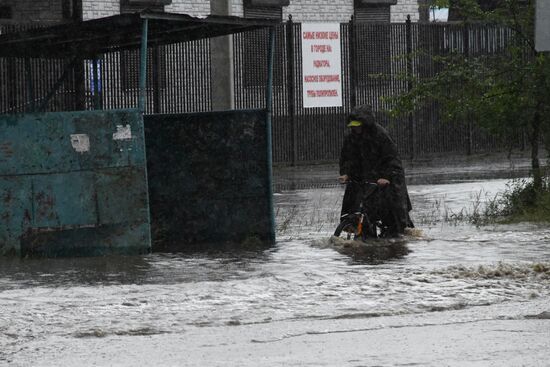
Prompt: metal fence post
<box><xmin>92</xmin><ymin>58</ymin><xmax>101</xmax><ymax>110</ymax></box>
<box><xmin>464</xmin><ymin>22</ymin><xmax>473</xmax><ymax>155</ymax></box>
<box><xmin>152</xmin><ymin>45</ymin><xmax>161</xmax><ymax>114</ymax></box>
<box><xmin>286</xmin><ymin>15</ymin><xmax>297</xmax><ymax>166</ymax></box>
<box><xmin>348</xmin><ymin>15</ymin><xmax>357</xmax><ymax>109</ymax></box>
<box><xmin>73</xmin><ymin>60</ymin><xmax>86</xmax><ymax>111</ymax></box>
<box><xmin>24</xmin><ymin>58</ymin><xmax>35</xmax><ymax>112</ymax></box>
<box><xmin>139</xmin><ymin>18</ymin><xmax>149</xmax><ymax>113</ymax></box>
<box><xmin>7</xmin><ymin>58</ymin><xmax>17</xmax><ymax>112</ymax></box>
<box><xmin>266</xmin><ymin>26</ymin><xmax>276</xmax><ymax>243</ymax></box>
<box><xmin>72</xmin><ymin>0</ymin><xmax>85</xmax><ymax>111</ymax></box>
<box><xmin>406</xmin><ymin>15</ymin><xmax>415</xmax><ymax>160</ymax></box>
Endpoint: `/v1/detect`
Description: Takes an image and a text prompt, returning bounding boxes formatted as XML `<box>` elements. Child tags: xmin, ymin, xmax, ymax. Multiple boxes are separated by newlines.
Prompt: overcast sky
<box><xmin>430</xmin><ymin>8</ymin><xmax>449</xmax><ymax>22</ymax></box>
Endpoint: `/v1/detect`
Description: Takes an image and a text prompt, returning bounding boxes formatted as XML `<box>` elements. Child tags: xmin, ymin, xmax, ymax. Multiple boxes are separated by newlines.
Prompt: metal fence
<box><xmin>0</xmin><ymin>23</ymin><xmax>211</xmax><ymax>115</ymax></box>
<box><xmin>1</xmin><ymin>20</ymin><xmax>524</xmax><ymax>165</ymax></box>
<box><xmin>95</xmin><ymin>40</ymin><xmax>211</xmax><ymax>114</ymax></box>
<box><xmin>233</xmin><ymin>20</ymin><xmax>524</xmax><ymax>164</ymax></box>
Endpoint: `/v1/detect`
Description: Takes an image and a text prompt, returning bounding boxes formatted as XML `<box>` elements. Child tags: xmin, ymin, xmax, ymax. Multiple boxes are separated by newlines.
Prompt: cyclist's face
<box><xmin>350</xmin><ymin>126</ymin><xmax>362</xmax><ymax>135</ymax></box>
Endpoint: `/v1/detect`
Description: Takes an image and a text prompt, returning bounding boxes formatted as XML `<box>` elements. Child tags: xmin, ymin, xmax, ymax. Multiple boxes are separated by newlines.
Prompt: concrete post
<box><xmin>536</xmin><ymin>0</ymin><xmax>550</xmax><ymax>52</ymax></box>
<box><xmin>210</xmin><ymin>0</ymin><xmax>234</xmax><ymax>110</ymax></box>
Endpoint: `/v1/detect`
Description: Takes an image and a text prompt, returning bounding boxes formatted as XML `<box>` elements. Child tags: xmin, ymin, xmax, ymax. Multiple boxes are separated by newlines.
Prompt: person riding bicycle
<box><xmin>338</xmin><ymin>104</ymin><xmax>413</xmax><ymax>237</ymax></box>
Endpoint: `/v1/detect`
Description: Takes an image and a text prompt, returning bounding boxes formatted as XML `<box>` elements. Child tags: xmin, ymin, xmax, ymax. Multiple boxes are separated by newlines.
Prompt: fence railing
<box><xmin>0</xmin><ymin>23</ymin><xmax>211</xmax><ymax>115</ymax></box>
<box><xmin>0</xmin><ymin>20</ymin><xmax>525</xmax><ymax>165</ymax></box>
<box><xmin>233</xmin><ymin>19</ymin><xmax>524</xmax><ymax>164</ymax></box>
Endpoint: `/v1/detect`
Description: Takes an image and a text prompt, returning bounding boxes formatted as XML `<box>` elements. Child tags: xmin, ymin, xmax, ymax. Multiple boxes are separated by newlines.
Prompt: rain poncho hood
<box><xmin>348</xmin><ymin>104</ymin><xmax>390</xmax><ymax>140</ymax></box>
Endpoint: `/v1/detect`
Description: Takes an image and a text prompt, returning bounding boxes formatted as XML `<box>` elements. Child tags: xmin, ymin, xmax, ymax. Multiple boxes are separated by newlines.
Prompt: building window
<box><xmin>0</xmin><ymin>6</ymin><xmax>12</xmax><ymax>19</ymax></box>
<box><xmin>243</xmin><ymin>0</ymin><xmax>289</xmax><ymax>17</ymax></box>
<box><xmin>244</xmin><ymin>5</ymin><xmax>283</xmax><ymax>19</ymax></box>
<box><xmin>353</xmin><ymin>0</ymin><xmax>396</xmax><ymax>23</ymax></box>
<box><xmin>120</xmin><ymin>0</ymin><xmax>170</xmax><ymax>13</ymax></box>
<box><xmin>354</xmin><ymin>6</ymin><xmax>390</xmax><ymax>22</ymax></box>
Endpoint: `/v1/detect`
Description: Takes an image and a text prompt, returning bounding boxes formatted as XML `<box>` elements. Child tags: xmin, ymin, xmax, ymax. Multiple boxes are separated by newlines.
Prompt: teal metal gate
<box><xmin>0</xmin><ymin>12</ymin><xmax>278</xmax><ymax>257</ymax></box>
<box><xmin>0</xmin><ymin>109</ymin><xmax>151</xmax><ymax>257</ymax></box>
<box><xmin>145</xmin><ymin>110</ymin><xmax>275</xmax><ymax>251</ymax></box>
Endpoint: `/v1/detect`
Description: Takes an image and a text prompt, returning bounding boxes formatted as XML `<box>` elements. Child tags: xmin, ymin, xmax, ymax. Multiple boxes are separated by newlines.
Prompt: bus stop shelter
<box><xmin>0</xmin><ymin>12</ymin><xmax>278</xmax><ymax>257</ymax></box>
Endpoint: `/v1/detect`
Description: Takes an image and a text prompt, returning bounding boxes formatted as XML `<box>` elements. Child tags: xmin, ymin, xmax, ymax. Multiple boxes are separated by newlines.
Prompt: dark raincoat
<box><xmin>339</xmin><ymin>105</ymin><xmax>413</xmax><ymax>234</ymax></box>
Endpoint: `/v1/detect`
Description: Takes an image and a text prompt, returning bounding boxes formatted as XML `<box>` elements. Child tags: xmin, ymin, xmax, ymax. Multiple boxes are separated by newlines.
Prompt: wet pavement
<box><xmin>274</xmin><ymin>151</ymin><xmax>548</xmax><ymax>190</ymax></box>
<box><xmin>1</xmin><ymin>156</ymin><xmax>549</xmax><ymax>366</ymax></box>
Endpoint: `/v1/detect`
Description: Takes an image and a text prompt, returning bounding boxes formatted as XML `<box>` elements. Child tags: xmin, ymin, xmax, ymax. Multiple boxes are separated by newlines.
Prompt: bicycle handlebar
<box><xmin>340</xmin><ymin>179</ymin><xmax>379</xmax><ymax>187</ymax></box>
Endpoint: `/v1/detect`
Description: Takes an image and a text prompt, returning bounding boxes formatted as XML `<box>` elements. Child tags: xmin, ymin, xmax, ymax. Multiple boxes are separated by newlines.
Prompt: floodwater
<box><xmin>1</xmin><ymin>178</ymin><xmax>549</xmax><ymax>366</ymax></box>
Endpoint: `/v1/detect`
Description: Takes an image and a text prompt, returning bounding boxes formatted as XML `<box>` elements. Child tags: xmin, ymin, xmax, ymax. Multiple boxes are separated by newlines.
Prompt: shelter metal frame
<box><xmin>0</xmin><ymin>11</ymin><xmax>279</xmax><ymax>116</ymax></box>
<box><xmin>0</xmin><ymin>12</ymin><xmax>280</xmax><ymax>248</ymax></box>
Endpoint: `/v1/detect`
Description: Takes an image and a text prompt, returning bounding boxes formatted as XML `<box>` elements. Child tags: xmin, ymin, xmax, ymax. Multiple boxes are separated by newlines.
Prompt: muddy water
<box><xmin>1</xmin><ymin>178</ymin><xmax>549</xmax><ymax>366</ymax></box>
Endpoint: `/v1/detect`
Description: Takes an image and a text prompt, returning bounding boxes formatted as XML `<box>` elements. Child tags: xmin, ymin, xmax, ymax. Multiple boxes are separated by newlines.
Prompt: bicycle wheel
<box><xmin>360</xmin><ymin>220</ymin><xmax>378</xmax><ymax>240</ymax></box>
<box><xmin>334</xmin><ymin>220</ymin><xmax>357</xmax><ymax>240</ymax></box>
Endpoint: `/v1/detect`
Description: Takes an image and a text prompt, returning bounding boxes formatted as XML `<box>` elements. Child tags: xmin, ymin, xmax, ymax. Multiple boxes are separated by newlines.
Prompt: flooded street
<box><xmin>1</xmin><ymin>178</ymin><xmax>549</xmax><ymax>366</ymax></box>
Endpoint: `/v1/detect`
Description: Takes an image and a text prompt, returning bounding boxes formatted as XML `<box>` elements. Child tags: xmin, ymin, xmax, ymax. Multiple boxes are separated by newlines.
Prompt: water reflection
<box><xmin>313</xmin><ymin>236</ymin><xmax>411</xmax><ymax>264</ymax></box>
<box><xmin>0</xmin><ymin>250</ymin><xmax>276</xmax><ymax>290</ymax></box>
<box><xmin>1</xmin><ymin>178</ymin><xmax>549</xmax><ymax>367</ymax></box>
<box><xmin>0</xmin><ymin>255</ymin><xmax>152</xmax><ymax>289</ymax></box>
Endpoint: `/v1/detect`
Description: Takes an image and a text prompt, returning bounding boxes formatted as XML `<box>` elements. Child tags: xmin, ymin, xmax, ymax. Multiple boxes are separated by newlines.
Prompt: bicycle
<box><xmin>333</xmin><ymin>180</ymin><xmax>390</xmax><ymax>241</ymax></box>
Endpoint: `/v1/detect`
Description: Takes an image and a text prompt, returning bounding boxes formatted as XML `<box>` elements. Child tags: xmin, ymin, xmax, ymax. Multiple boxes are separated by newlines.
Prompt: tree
<box><xmin>390</xmin><ymin>0</ymin><xmax>549</xmax><ymax>190</ymax></box>
<box><xmin>448</xmin><ymin>0</ymin><xmax>502</xmax><ymax>21</ymax></box>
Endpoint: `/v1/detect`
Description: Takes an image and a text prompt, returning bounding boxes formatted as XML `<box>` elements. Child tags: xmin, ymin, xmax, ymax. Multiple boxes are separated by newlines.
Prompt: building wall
<box><xmin>1</xmin><ymin>0</ymin><xmax>419</xmax><ymax>23</ymax></box>
<box><xmin>80</xmin><ymin>0</ymin><xmax>418</xmax><ymax>23</ymax></box>
<box><xmin>82</xmin><ymin>0</ymin><xmax>210</xmax><ymax>20</ymax></box>
<box><xmin>82</xmin><ymin>0</ymin><xmax>119</xmax><ymax>20</ymax></box>
<box><xmin>0</xmin><ymin>0</ymin><xmax>64</xmax><ymax>22</ymax></box>
<box><xmin>179</xmin><ymin>0</ymin><xmax>419</xmax><ymax>23</ymax></box>
<box><xmin>231</xmin><ymin>0</ymin><xmax>419</xmax><ymax>23</ymax></box>
<box><xmin>229</xmin><ymin>0</ymin><xmax>354</xmax><ymax>21</ymax></box>
<box><xmin>392</xmin><ymin>0</ymin><xmax>419</xmax><ymax>22</ymax></box>
<box><xmin>166</xmin><ymin>0</ymin><xmax>210</xmax><ymax>16</ymax></box>
<box><xmin>231</xmin><ymin>1</ymin><xmax>242</xmax><ymax>16</ymax></box>
<box><xmin>282</xmin><ymin>1</ymin><xmax>354</xmax><ymax>22</ymax></box>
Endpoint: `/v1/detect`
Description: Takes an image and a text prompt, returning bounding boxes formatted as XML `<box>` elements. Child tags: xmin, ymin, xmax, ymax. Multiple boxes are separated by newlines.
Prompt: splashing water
<box><xmin>1</xmin><ymin>178</ymin><xmax>549</xmax><ymax>366</ymax></box>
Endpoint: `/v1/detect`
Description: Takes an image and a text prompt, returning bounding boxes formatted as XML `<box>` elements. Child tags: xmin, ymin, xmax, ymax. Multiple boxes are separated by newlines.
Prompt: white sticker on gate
<box><xmin>113</xmin><ymin>124</ymin><xmax>132</xmax><ymax>141</ymax></box>
<box><xmin>70</xmin><ymin>134</ymin><xmax>90</xmax><ymax>153</ymax></box>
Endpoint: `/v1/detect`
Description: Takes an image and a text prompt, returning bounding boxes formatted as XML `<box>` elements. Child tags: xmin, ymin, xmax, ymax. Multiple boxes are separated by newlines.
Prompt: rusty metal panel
<box><xmin>0</xmin><ymin>109</ymin><xmax>151</xmax><ymax>257</ymax></box>
<box><xmin>145</xmin><ymin>110</ymin><xmax>274</xmax><ymax>251</ymax></box>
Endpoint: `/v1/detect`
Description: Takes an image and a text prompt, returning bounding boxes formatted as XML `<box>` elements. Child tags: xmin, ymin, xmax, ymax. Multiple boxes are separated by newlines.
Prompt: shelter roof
<box><xmin>0</xmin><ymin>11</ymin><xmax>279</xmax><ymax>59</ymax></box>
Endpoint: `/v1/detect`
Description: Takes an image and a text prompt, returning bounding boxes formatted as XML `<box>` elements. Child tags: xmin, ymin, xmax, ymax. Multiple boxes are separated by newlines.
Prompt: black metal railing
<box><xmin>0</xmin><ymin>20</ymin><xmax>525</xmax><ymax>165</ymax></box>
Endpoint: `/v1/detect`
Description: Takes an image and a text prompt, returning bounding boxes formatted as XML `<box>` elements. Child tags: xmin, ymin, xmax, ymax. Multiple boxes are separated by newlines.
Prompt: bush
<box><xmin>498</xmin><ymin>175</ymin><xmax>550</xmax><ymax>222</ymax></box>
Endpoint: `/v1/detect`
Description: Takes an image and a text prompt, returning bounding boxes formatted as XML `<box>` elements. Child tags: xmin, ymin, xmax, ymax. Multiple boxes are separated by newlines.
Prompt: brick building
<box><xmin>87</xmin><ymin>0</ymin><xmax>422</xmax><ymax>22</ymax></box>
<box><xmin>0</xmin><ymin>0</ymin><xmax>75</xmax><ymax>23</ymax></box>
<box><xmin>0</xmin><ymin>0</ymin><xmax>422</xmax><ymax>24</ymax></box>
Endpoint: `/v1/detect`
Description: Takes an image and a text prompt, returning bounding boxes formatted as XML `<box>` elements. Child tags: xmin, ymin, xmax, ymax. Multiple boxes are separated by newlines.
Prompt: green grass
<box><xmin>497</xmin><ymin>176</ymin><xmax>550</xmax><ymax>223</ymax></box>
<box><xmin>274</xmin><ymin>175</ymin><xmax>550</xmax><ymax>234</ymax></box>
<box><xmin>503</xmin><ymin>190</ymin><xmax>550</xmax><ymax>223</ymax></box>
<box><xmin>413</xmin><ymin>175</ymin><xmax>550</xmax><ymax>227</ymax></box>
